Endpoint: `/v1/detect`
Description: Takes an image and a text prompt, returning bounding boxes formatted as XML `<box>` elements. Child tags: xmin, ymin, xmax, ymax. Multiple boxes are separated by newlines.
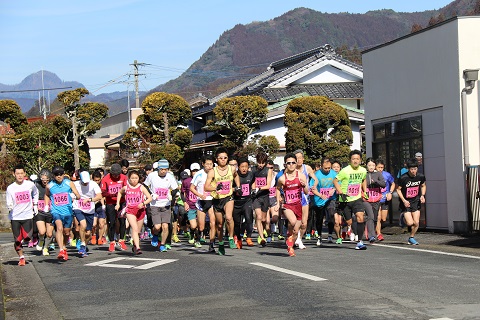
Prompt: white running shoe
<box><xmin>295</xmin><ymin>237</ymin><xmax>301</xmax><ymax>246</ymax></box>
<box><xmin>316</xmin><ymin>239</ymin><xmax>322</xmax><ymax>246</ymax></box>
<box><xmin>350</xmin><ymin>232</ymin><xmax>355</xmax><ymax>242</ymax></box>
<box><xmin>298</xmin><ymin>240</ymin><xmax>306</xmax><ymax>250</ymax></box>
<box><xmin>354</xmin><ymin>234</ymin><xmax>359</xmax><ymax>242</ymax></box>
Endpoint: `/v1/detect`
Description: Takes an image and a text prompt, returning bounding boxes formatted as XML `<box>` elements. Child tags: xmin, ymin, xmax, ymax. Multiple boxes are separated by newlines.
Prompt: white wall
<box><xmin>89</xmin><ymin>148</ymin><xmax>105</xmax><ymax>168</ymax></box>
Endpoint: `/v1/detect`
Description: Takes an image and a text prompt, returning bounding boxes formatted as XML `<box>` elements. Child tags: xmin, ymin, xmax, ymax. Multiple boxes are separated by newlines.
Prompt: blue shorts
<box><xmin>74</xmin><ymin>210</ymin><xmax>95</xmax><ymax>231</ymax></box>
<box><xmin>187</xmin><ymin>209</ymin><xmax>197</xmax><ymax>221</ymax></box>
<box><xmin>95</xmin><ymin>206</ymin><xmax>106</xmax><ymax>219</ymax></box>
<box><xmin>301</xmin><ymin>193</ymin><xmax>309</xmax><ymax>206</ymax></box>
<box><xmin>52</xmin><ymin>212</ymin><xmax>73</xmax><ymax>228</ymax></box>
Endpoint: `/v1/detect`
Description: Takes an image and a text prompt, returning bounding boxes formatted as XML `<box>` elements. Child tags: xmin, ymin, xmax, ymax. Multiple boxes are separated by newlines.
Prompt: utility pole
<box><xmin>130</xmin><ymin>60</ymin><xmax>146</xmax><ymax>109</ymax></box>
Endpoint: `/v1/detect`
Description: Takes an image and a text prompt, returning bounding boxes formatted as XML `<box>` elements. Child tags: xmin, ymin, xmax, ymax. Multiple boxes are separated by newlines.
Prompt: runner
<box><xmin>6</xmin><ymin>164</ymin><xmax>39</xmax><ymax>266</ymax></box>
<box><xmin>72</xmin><ymin>170</ymin><xmax>102</xmax><ymax>257</ymax></box>
<box><xmin>267</xmin><ymin>160</ymin><xmax>280</xmax><ymax>242</ymax></box>
<box><xmin>204</xmin><ymin>148</ymin><xmax>240</xmax><ymax>255</ymax></box>
<box><xmin>100</xmin><ymin>163</ymin><xmax>128</xmax><ymax>252</ymax></box>
<box><xmin>376</xmin><ymin>160</ymin><xmax>395</xmax><ymax>241</ymax></box>
<box><xmin>91</xmin><ymin>171</ymin><xmax>107</xmax><ymax>245</ymax></box>
<box><xmin>182</xmin><ymin>163</ymin><xmax>202</xmax><ymax>248</ymax></box>
<box><xmin>396</xmin><ymin>158</ymin><xmax>426</xmax><ymax>245</ymax></box>
<box><xmin>362</xmin><ymin>158</ymin><xmax>386</xmax><ymax>243</ymax></box>
<box><xmin>120</xmin><ymin>159</ymin><xmax>130</xmax><ymax>175</ymax></box>
<box><xmin>331</xmin><ymin>160</ymin><xmax>344</xmax><ymax>243</ymax></box>
<box><xmin>144</xmin><ymin>159</ymin><xmax>178</xmax><ymax>252</ymax></box>
<box><xmin>233</xmin><ymin>157</ymin><xmax>255</xmax><ymax>249</ymax></box>
<box><xmin>115</xmin><ymin>170</ymin><xmax>152</xmax><ymax>255</ymax></box>
<box><xmin>333</xmin><ymin>150</ymin><xmax>368</xmax><ymax>250</ymax></box>
<box><xmin>252</xmin><ymin>152</ymin><xmax>274</xmax><ymax>246</ymax></box>
<box><xmin>190</xmin><ymin>155</ymin><xmax>214</xmax><ymax>249</ymax></box>
<box><xmin>33</xmin><ymin>169</ymin><xmax>54</xmax><ymax>256</ymax></box>
<box><xmin>276</xmin><ymin>153</ymin><xmax>308</xmax><ymax>257</ymax></box>
<box><xmin>293</xmin><ymin>150</ymin><xmax>318</xmax><ymax>250</ymax></box>
<box><xmin>312</xmin><ymin>158</ymin><xmax>337</xmax><ymax>246</ymax></box>
<box><xmin>44</xmin><ymin>165</ymin><xmax>81</xmax><ymax>261</ymax></box>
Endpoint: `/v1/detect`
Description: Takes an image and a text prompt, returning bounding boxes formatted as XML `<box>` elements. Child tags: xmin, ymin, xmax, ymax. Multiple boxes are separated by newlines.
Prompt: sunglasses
<box><xmin>217</xmin><ymin>157</ymin><xmax>228</xmax><ymax>160</ymax></box>
<box><xmin>285</xmin><ymin>162</ymin><xmax>296</xmax><ymax>165</ymax></box>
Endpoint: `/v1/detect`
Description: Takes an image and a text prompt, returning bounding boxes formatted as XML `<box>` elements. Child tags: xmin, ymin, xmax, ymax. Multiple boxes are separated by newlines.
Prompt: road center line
<box><xmin>373</xmin><ymin>243</ymin><xmax>480</xmax><ymax>260</ymax></box>
<box><xmin>250</xmin><ymin>262</ymin><xmax>327</xmax><ymax>281</ymax></box>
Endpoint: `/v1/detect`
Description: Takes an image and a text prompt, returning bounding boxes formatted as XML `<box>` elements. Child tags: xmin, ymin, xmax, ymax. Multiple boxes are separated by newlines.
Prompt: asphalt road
<box><xmin>2</xmin><ymin>231</ymin><xmax>480</xmax><ymax>320</ymax></box>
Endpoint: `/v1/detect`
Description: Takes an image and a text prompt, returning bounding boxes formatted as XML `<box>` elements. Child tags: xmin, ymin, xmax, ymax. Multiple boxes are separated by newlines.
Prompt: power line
<box><xmin>0</xmin><ymin>86</ymin><xmax>72</xmax><ymax>93</ymax></box>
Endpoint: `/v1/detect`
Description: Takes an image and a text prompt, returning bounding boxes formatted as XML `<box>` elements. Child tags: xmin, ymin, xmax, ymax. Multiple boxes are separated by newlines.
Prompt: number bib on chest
<box><xmin>269</xmin><ymin>187</ymin><xmax>276</xmax><ymax>198</ymax></box>
<box><xmin>155</xmin><ymin>188</ymin><xmax>169</xmax><ymax>200</ymax></box>
<box><xmin>15</xmin><ymin>191</ymin><xmax>31</xmax><ymax>204</ymax></box>
<box><xmin>54</xmin><ymin>192</ymin><xmax>69</xmax><ymax>206</ymax></box>
<box><xmin>126</xmin><ymin>193</ymin><xmax>142</xmax><ymax>206</ymax></box>
<box><xmin>217</xmin><ymin>181</ymin><xmax>231</xmax><ymax>195</ymax></box>
<box><xmin>285</xmin><ymin>189</ymin><xmax>301</xmax><ymax>204</ymax></box>
<box><xmin>78</xmin><ymin>200</ymin><xmax>92</xmax><ymax>211</ymax></box>
<box><xmin>347</xmin><ymin>184</ymin><xmax>360</xmax><ymax>197</ymax></box>
<box><xmin>241</xmin><ymin>184</ymin><xmax>250</xmax><ymax>196</ymax></box>
<box><xmin>38</xmin><ymin>200</ymin><xmax>45</xmax><ymax>211</ymax></box>
<box><xmin>319</xmin><ymin>187</ymin><xmax>333</xmax><ymax>197</ymax></box>
<box><xmin>367</xmin><ymin>187</ymin><xmax>382</xmax><ymax>202</ymax></box>
<box><xmin>255</xmin><ymin>177</ymin><xmax>267</xmax><ymax>188</ymax></box>
<box><xmin>406</xmin><ymin>186</ymin><xmax>419</xmax><ymax>199</ymax></box>
<box><xmin>108</xmin><ymin>183</ymin><xmax>122</xmax><ymax>194</ymax></box>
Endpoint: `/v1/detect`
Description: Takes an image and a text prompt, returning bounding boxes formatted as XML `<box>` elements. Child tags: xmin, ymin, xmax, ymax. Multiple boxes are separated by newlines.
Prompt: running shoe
<box><xmin>151</xmin><ymin>235</ymin><xmax>159</xmax><ymax>247</ymax></box>
<box><xmin>108</xmin><ymin>241</ymin><xmax>116</xmax><ymax>252</ymax></box>
<box><xmin>369</xmin><ymin>236</ymin><xmax>376</xmax><ymax>243</ymax></box>
<box><xmin>297</xmin><ymin>241</ymin><xmax>306</xmax><ymax>250</ymax></box>
<box><xmin>172</xmin><ymin>234</ymin><xmax>181</xmax><ymax>243</ymax></box>
<box><xmin>63</xmin><ymin>250</ymin><xmax>69</xmax><ymax>261</ymax></box>
<box><xmin>79</xmin><ymin>245</ymin><xmax>88</xmax><ymax>257</ymax></box>
<box><xmin>336</xmin><ymin>238</ymin><xmax>343</xmax><ymax>244</ymax></box>
<box><xmin>257</xmin><ymin>236</ymin><xmax>262</xmax><ymax>245</ymax></box>
<box><xmin>295</xmin><ymin>237</ymin><xmax>301</xmax><ymax>246</ymax></box>
<box><xmin>266</xmin><ymin>236</ymin><xmax>272</xmax><ymax>243</ymax></box>
<box><xmin>70</xmin><ymin>239</ymin><xmax>77</xmax><ymax>248</ymax></box>
<box><xmin>218</xmin><ymin>242</ymin><xmax>225</xmax><ymax>255</ymax></box>
<box><xmin>327</xmin><ymin>235</ymin><xmax>333</xmax><ymax>243</ymax></box>
<box><xmin>305</xmin><ymin>234</ymin><xmax>311</xmax><ymax>240</ymax></box>
<box><xmin>97</xmin><ymin>237</ymin><xmax>105</xmax><ymax>245</ymax></box>
<box><xmin>286</xmin><ymin>236</ymin><xmax>294</xmax><ymax>248</ymax></box>
<box><xmin>27</xmin><ymin>240</ymin><xmax>34</xmax><ymax>248</ymax></box>
<box><xmin>236</xmin><ymin>239</ymin><xmax>242</xmax><ymax>249</ymax></box>
<box><xmin>260</xmin><ymin>239</ymin><xmax>266</xmax><ymax>247</ymax></box>
<box><xmin>119</xmin><ymin>240</ymin><xmax>127</xmax><ymax>251</ymax></box>
<box><xmin>271</xmin><ymin>235</ymin><xmax>275</xmax><ymax>242</ymax></box>
<box><xmin>316</xmin><ymin>239</ymin><xmax>322</xmax><ymax>246</ymax></box>
<box><xmin>354</xmin><ymin>234</ymin><xmax>359</xmax><ymax>242</ymax></box>
<box><xmin>228</xmin><ymin>237</ymin><xmax>236</xmax><ymax>249</ymax></box>
<box><xmin>208</xmin><ymin>246</ymin><xmax>216</xmax><ymax>254</ymax></box>
<box><xmin>377</xmin><ymin>234</ymin><xmax>384</xmax><ymax>241</ymax></box>
<box><xmin>184</xmin><ymin>231</ymin><xmax>191</xmax><ymax>239</ymax></box>
<box><xmin>165</xmin><ymin>244</ymin><xmax>172</xmax><ymax>250</ymax></box>
<box><xmin>408</xmin><ymin>237</ymin><xmax>419</xmax><ymax>245</ymax></box>
<box><xmin>18</xmin><ymin>258</ymin><xmax>26</xmax><ymax>266</ymax></box>
<box><xmin>314</xmin><ymin>231</ymin><xmax>319</xmax><ymax>238</ymax></box>
<box><xmin>278</xmin><ymin>235</ymin><xmax>285</xmax><ymax>240</ymax></box>
<box><xmin>42</xmin><ymin>248</ymin><xmax>50</xmax><ymax>256</ymax></box>
<box><xmin>349</xmin><ymin>232</ymin><xmax>355</xmax><ymax>242</ymax></box>
<box><xmin>143</xmin><ymin>231</ymin><xmax>149</xmax><ymax>239</ymax></box>
<box><xmin>194</xmin><ymin>242</ymin><xmax>202</xmax><ymax>248</ymax></box>
<box><xmin>188</xmin><ymin>238</ymin><xmax>195</xmax><ymax>244</ymax></box>
<box><xmin>36</xmin><ymin>240</ymin><xmax>44</xmax><ymax>251</ymax></box>
<box><xmin>287</xmin><ymin>247</ymin><xmax>296</xmax><ymax>257</ymax></box>
<box><xmin>49</xmin><ymin>243</ymin><xmax>55</xmax><ymax>251</ymax></box>
<box><xmin>32</xmin><ymin>238</ymin><xmax>39</xmax><ymax>246</ymax></box>
<box><xmin>76</xmin><ymin>240</ymin><xmax>82</xmax><ymax>251</ymax></box>
<box><xmin>57</xmin><ymin>250</ymin><xmax>65</xmax><ymax>260</ymax></box>
<box><xmin>355</xmin><ymin>241</ymin><xmax>367</xmax><ymax>250</ymax></box>
<box><xmin>246</xmin><ymin>238</ymin><xmax>254</xmax><ymax>247</ymax></box>
<box><xmin>159</xmin><ymin>245</ymin><xmax>167</xmax><ymax>252</ymax></box>
<box><xmin>91</xmin><ymin>235</ymin><xmax>97</xmax><ymax>245</ymax></box>
<box><xmin>263</xmin><ymin>230</ymin><xmax>268</xmax><ymax>238</ymax></box>
<box><xmin>200</xmin><ymin>238</ymin><xmax>206</xmax><ymax>244</ymax></box>
<box><xmin>133</xmin><ymin>247</ymin><xmax>143</xmax><ymax>255</ymax></box>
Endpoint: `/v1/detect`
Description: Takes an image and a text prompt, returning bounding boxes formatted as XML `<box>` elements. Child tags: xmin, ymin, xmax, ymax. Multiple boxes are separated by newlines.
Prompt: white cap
<box><xmin>415</xmin><ymin>152</ymin><xmax>422</xmax><ymax>158</ymax></box>
<box><xmin>190</xmin><ymin>163</ymin><xmax>201</xmax><ymax>171</ymax></box>
<box><xmin>80</xmin><ymin>171</ymin><xmax>90</xmax><ymax>183</ymax></box>
<box><xmin>30</xmin><ymin>174</ymin><xmax>38</xmax><ymax>181</ymax></box>
<box><xmin>153</xmin><ymin>162</ymin><xmax>159</xmax><ymax>170</ymax></box>
<box><xmin>184</xmin><ymin>169</ymin><xmax>191</xmax><ymax>176</ymax></box>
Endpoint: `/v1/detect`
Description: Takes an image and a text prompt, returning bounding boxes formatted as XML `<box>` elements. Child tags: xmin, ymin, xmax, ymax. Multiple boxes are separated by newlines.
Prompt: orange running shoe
<box><xmin>109</xmin><ymin>241</ymin><xmax>116</xmax><ymax>252</ymax></box>
<box><xmin>63</xmin><ymin>250</ymin><xmax>68</xmax><ymax>261</ymax></box>
<box><xmin>119</xmin><ymin>240</ymin><xmax>127</xmax><ymax>251</ymax></box>
<box><xmin>236</xmin><ymin>238</ymin><xmax>243</xmax><ymax>249</ymax></box>
<box><xmin>18</xmin><ymin>258</ymin><xmax>26</xmax><ymax>266</ymax></box>
<box><xmin>287</xmin><ymin>247</ymin><xmax>296</xmax><ymax>257</ymax></box>
<box><xmin>246</xmin><ymin>238</ymin><xmax>254</xmax><ymax>247</ymax></box>
<box><xmin>97</xmin><ymin>237</ymin><xmax>106</xmax><ymax>245</ymax></box>
<box><xmin>286</xmin><ymin>236</ymin><xmax>294</xmax><ymax>248</ymax></box>
<box><xmin>91</xmin><ymin>235</ymin><xmax>97</xmax><ymax>245</ymax></box>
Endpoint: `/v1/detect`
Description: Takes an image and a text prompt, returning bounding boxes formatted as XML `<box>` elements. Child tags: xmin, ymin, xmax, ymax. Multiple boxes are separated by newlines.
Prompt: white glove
<box><xmin>151</xmin><ymin>193</ymin><xmax>158</xmax><ymax>201</ymax></box>
<box><xmin>102</xmin><ymin>205</ymin><xmax>106</xmax><ymax>211</ymax></box>
<box><xmin>70</xmin><ymin>192</ymin><xmax>77</xmax><ymax>200</ymax></box>
<box><xmin>44</xmin><ymin>204</ymin><xmax>49</xmax><ymax>213</ymax></box>
<box><xmin>33</xmin><ymin>205</ymin><xmax>38</xmax><ymax>215</ymax></box>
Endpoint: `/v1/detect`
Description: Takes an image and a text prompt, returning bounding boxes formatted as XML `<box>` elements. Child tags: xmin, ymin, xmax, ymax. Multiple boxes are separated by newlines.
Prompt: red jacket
<box><xmin>100</xmin><ymin>173</ymin><xmax>127</xmax><ymax>205</ymax></box>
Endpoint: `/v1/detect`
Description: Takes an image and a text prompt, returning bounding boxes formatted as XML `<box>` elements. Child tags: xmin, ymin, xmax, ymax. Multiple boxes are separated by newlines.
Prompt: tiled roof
<box><xmin>260</xmin><ymin>83</ymin><xmax>363</xmax><ymax>102</ymax></box>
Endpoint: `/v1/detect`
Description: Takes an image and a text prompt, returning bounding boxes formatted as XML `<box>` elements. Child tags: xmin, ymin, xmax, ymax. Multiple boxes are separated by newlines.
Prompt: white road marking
<box><xmin>250</xmin><ymin>262</ymin><xmax>327</xmax><ymax>281</ymax></box>
<box><xmin>85</xmin><ymin>257</ymin><xmax>177</xmax><ymax>269</ymax></box>
<box><xmin>429</xmin><ymin>318</ymin><xmax>454</xmax><ymax>320</ymax></box>
<box><xmin>374</xmin><ymin>243</ymin><xmax>480</xmax><ymax>260</ymax></box>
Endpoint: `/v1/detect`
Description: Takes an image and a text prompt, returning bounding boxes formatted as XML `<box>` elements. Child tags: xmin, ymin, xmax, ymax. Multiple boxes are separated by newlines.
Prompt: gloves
<box><xmin>102</xmin><ymin>205</ymin><xmax>106</xmax><ymax>211</ymax></box>
<box><xmin>216</xmin><ymin>182</ymin><xmax>223</xmax><ymax>191</ymax></box>
<box><xmin>151</xmin><ymin>193</ymin><xmax>158</xmax><ymax>201</ymax></box>
<box><xmin>43</xmin><ymin>204</ymin><xmax>49</xmax><ymax>213</ymax></box>
<box><xmin>233</xmin><ymin>186</ymin><xmax>242</xmax><ymax>197</ymax></box>
<box><xmin>250</xmin><ymin>188</ymin><xmax>258</xmax><ymax>198</ymax></box>
<box><xmin>33</xmin><ymin>205</ymin><xmax>38</xmax><ymax>215</ymax></box>
<box><xmin>339</xmin><ymin>194</ymin><xmax>348</xmax><ymax>202</ymax></box>
<box><xmin>70</xmin><ymin>192</ymin><xmax>78</xmax><ymax>200</ymax></box>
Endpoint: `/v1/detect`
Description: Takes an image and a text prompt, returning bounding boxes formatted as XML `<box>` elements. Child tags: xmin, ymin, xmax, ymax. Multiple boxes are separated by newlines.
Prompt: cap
<box><xmin>152</xmin><ymin>162</ymin><xmax>158</xmax><ymax>170</ymax></box>
<box><xmin>180</xmin><ymin>171</ymin><xmax>189</xmax><ymax>180</ymax></box>
<box><xmin>184</xmin><ymin>169</ymin><xmax>191</xmax><ymax>176</ymax></box>
<box><xmin>80</xmin><ymin>171</ymin><xmax>90</xmax><ymax>183</ymax></box>
<box><xmin>415</xmin><ymin>152</ymin><xmax>422</xmax><ymax>158</ymax></box>
<box><xmin>30</xmin><ymin>174</ymin><xmax>38</xmax><ymax>181</ymax></box>
<box><xmin>110</xmin><ymin>163</ymin><xmax>122</xmax><ymax>175</ymax></box>
<box><xmin>190</xmin><ymin>163</ymin><xmax>201</xmax><ymax>171</ymax></box>
<box><xmin>157</xmin><ymin>159</ymin><xmax>169</xmax><ymax>169</ymax></box>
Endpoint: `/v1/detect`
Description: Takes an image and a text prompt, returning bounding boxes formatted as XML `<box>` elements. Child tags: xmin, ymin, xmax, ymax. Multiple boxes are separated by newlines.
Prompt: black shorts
<box><xmin>212</xmin><ymin>196</ymin><xmax>233</xmax><ymax>214</ymax></box>
<box><xmin>11</xmin><ymin>219</ymin><xmax>33</xmax><ymax>250</ymax></box>
<box><xmin>198</xmin><ymin>200</ymin><xmax>213</xmax><ymax>213</ymax></box>
<box><xmin>380</xmin><ymin>201</ymin><xmax>390</xmax><ymax>211</ymax></box>
<box><xmin>35</xmin><ymin>212</ymin><xmax>53</xmax><ymax>224</ymax></box>
<box><xmin>337</xmin><ymin>198</ymin><xmax>364</xmax><ymax>221</ymax></box>
<box><xmin>399</xmin><ymin>199</ymin><xmax>421</xmax><ymax>212</ymax></box>
<box><xmin>252</xmin><ymin>195</ymin><xmax>269</xmax><ymax>213</ymax></box>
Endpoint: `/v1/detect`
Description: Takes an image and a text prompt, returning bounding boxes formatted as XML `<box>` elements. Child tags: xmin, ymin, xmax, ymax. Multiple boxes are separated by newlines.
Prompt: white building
<box><xmin>363</xmin><ymin>16</ymin><xmax>480</xmax><ymax>233</ymax></box>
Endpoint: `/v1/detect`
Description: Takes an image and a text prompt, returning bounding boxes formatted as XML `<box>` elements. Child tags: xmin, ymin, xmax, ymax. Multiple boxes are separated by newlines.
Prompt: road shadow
<box><xmin>444</xmin><ymin>235</ymin><xmax>480</xmax><ymax>248</ymax></box>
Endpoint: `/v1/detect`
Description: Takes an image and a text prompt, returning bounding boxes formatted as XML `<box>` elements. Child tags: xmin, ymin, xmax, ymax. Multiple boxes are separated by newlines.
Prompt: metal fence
<box><xmin>467</xmin><ymin>165</ymin><xmax>480</xmax><ymax>231</ymax></box>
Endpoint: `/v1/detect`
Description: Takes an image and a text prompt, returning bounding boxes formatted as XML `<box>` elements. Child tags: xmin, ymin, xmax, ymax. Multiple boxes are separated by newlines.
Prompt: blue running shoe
<box><xmin>159</xmin><ymin>245</ymin><xmax>167</xmax><ymax>252</ymax></box>
<box><xmin>408</xmin><ymin>237</ymin><xmax>419</xmax><ymax>245</ymax></box>
<box><xmin>266</xmin><ymin>236</ymin><xmax>272</xmax><ymax>243</ymax></box>
<box><xmin>305</xmin><ymin>234</ymin><xmax>311</xmax><ymax>240</ymax></box>
<box><xmin>369</xmin><ymin>236</ymin><xmax>376</xmax><ymax>243</ymax></box>
<box><xmin>355</xmin><ymin>241</ymin><xmax>367</xmax><ymax>250</ymax></box>
<box><xmin>76</xmin><ymin>240</ymin><xmax>82</xmax><ymax>251</ymax></box>
<box><xmin>151</xmin><ymin>235</ymin><xmax>159</xmax><ymax>247</ymax></box>
<box><xmin>79</xmin><ymin>245</ymin><xmax>88</xmax><ymax>257</ymax></box>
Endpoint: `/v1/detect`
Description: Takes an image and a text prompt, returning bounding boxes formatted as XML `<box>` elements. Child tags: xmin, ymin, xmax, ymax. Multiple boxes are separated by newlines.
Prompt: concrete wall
<box><xmin>0</xmin><ymin>192</ymin><xmax>11</xmax><ymax>228</ymax></box>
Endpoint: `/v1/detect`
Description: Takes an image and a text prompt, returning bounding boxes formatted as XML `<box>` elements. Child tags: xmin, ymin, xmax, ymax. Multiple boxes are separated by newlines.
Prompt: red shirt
<box><xmin>100</xmin><ymin>173</ymin><xmax>127</xmax><ymax>205</ymax></box>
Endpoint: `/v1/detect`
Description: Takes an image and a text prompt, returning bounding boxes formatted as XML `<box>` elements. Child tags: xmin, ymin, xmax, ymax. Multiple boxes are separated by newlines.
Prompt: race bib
<box><xmin>347</xmin><ymin>184</ymin><xmax>360</xmax><ymax>197</ymax></box>
<box><xmin>367</xmin><ymin>187</ymin><xmax>382</xmax><ymax>202</ymax></box>
<box><xmin>285</xmin><ymin>189</ymin><xmax>301</xmax><ymax>204</ymax></box>
<box><xmin>78</xmin><ymin>199</ymin><xmax>92</xmax><ymax>211</ymax></box>
<box><xmin>108</xmin><ymin>183</ymin><xmax>122</xmax><ymax>195</ymax></box>
<box><xmin>188</xmin><ymin>192</ymin><xmax>197</xmax><ymax>202</ymax></box>
<box><xmin>255</xmin><ymin>177</ymin><xmax>267</xmax><ymax>188</ymax></box>
<box><xmin>217</xmin><ymin>181</ymin><xmax>231</xmax><ymax>195</ymax></box>
<box><xmin>241</xmin><ymin>184</ymin><xmax>250</xmax><ymax>196</ymax></box>
<box><xmin>406</xmin><ymin>186</ymin><xmax>419</xmax><ymax>198</ymax></box>
<box><xmin>54</xmin><ymin>192</ymin><xmax>69</xmax><ymax>206</ymax></box>
<box><xmin>15</xmin><ymin>191</ymin><xmax>31</xmax><ymax>204</ymax></box>
<box><xmin>155</xmin><ymin>188</ymin><xmax>169</xmax><ymax>200</ymax></box>
<box><xmin>38</xmin><ymin>200</ymin><xmax>45</xmax><ymax>211</ymax></box>
<box><xmin>126</xmin><ymin>193</ymin><xmax>142</xmax><ymax>206</ymax></box>
<box><xmin>269</xmin><ymin>187</ymin><xmax>276</xmax><ymax>198</ymax></box>
<box><xmin>319</xmin><ymin>187</ymin><xmax>334</xmax><ymax>197</ymax></box>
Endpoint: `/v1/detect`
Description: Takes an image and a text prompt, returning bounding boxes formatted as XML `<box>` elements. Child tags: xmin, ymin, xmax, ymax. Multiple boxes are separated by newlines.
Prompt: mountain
<box><xmin>152</xmin><ymin>0</ymin><xmax>479</xmax><ymax>100</ymax></box>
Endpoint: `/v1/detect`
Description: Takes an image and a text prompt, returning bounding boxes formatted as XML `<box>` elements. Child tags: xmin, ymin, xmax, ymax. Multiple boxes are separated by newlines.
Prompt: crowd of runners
<box><xmin>6</xmin><ymin>147</ymin><xmax>426</xmax><ymax>265</ymax></box>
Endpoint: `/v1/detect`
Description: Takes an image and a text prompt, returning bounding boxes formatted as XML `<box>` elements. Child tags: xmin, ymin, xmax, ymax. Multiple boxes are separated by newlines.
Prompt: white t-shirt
<box><xmin>144</xmin><ymin>171</ymin><xmax>178</xmax><ymax>207</ymax></box>
<box><xmin>6</xmin><ymin>180</ymin><xmax>39</xmax><ymax>220</ymax></box>
<box><xmin>191</xmin><ymin>169</ymin><xmax>212</xmax><ymax>200</ymax></box>
<box><xmin>72</xmin><ymin>181</ymin><xmax>101</xmax><ymax>214</ymax></box>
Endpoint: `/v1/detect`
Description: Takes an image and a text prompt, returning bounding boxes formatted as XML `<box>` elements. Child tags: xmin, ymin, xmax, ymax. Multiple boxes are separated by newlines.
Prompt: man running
<box><xmin>182</xmin><ymin>163</ymin><xmax>202</xmax><ymax>248</ymax></box>
<box><xmin>233</xmin><ymin>157</ymin><xmax>255</xmax><ymax>248</ymax></box>
<box><xmin>6</xmin><ymin>164</ymin><xmax>39</xmax><ymax>266</ymax></box>
<box><xmin>33</xmin><ymin>169</ymin><xmax>54</xmax><ymax>256</ymax></box>
<box><xmin>376</xmin><ymin>160</ymin><xmax>395</xmax><ymax>241</ymax></box>
<box><xmin>253</xmin><ymin>152</ymin><xmax>274</xmax><ymax>246</ymax></box>
<box><xmin>396</xmin><ymin>158</ymin><xmax>426</xmax><ymax>245</ymax></box>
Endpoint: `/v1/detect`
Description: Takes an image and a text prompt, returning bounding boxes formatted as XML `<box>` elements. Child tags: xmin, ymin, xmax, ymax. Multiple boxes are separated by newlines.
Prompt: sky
<box><xmin>0</xmin><ymin>0</ymin><xmax>454</xmax><ymax>95</ymax></box>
